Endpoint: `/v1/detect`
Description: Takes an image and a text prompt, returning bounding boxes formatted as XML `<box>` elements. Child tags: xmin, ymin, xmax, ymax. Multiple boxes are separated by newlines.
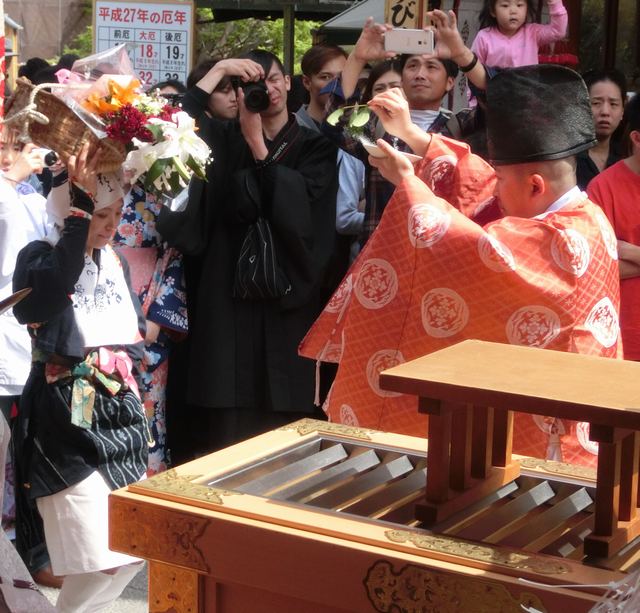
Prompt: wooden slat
<box><xmin>346</xmin><ymin>463</ymin><xmax>427</xmax><ymax>518</ymax></box>
<box><xmin>541</xmin><ymin>515</ymin><xmax>593</xmax><ymax>558</ymax></box>
<box><xmin>454</xmin><ymin>481</ymin><xmax>555</xmax><ymax>542</ymax></box>
<box><xmin>238</xmin><ymin>444</ymin><xmax>352</xmax><ymax>496</ymax></box>
<box><xmin>437</xmin><ymin>480</ymin><xmax>519</xmax><ymax>534</ymax></box>
<box><xmin>311</xmin><ymin>455</ymin><xmax>414</xmax><ymax>510</ymax></box>
<box><xmin>272</xmin><ymin>448</ymin><xmax>378</xmax><ymax>502</ymax></box>
<box><xmin>499</xmin><ymin>487</ymin><xmax>593</xmax><ymax>550</ymax></box>
<box><xmin>208</xmin><ymin>438</ymin><xmax>324</xmax><ymax>489</ymax></box>
<box><xmin>293</xmin><ymin>450</ymin><xmax>382</xmax><ymax>505</ymax></box>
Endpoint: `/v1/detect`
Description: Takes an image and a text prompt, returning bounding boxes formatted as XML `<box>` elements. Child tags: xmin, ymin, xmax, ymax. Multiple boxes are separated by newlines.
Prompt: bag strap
<box><xmin>256</xmin><ymin>115</ymin><xmax>301</xmax><ymax>168</ymax></box>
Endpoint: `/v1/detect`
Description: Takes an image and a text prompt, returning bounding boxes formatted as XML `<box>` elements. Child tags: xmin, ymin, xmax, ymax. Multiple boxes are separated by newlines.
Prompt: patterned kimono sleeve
<box><xmin>416</xmin><ymin>134</ymin><xmax>497</xmax><ymax>218</ymax></box>
<box><xmin>145</xmin><ymin>247</ymin><xmax>188</xmax><ymax>334</ymax></box>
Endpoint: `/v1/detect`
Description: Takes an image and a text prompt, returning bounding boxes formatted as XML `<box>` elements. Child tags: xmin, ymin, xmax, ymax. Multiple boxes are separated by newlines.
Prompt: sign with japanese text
<box><xmin>384</xmin><ymin>0</ymin><xmax>424</xmax><ymax>29</ymax></box>
<box><xmin>94</xmin><ymin>0</ymin><xmax>194</xmax><ymax>88</ymax></box>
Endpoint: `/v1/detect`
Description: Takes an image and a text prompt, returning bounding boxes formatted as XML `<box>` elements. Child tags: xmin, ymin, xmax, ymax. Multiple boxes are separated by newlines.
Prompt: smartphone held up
<box><xmin>384</xmin><ymin>28</ymin><xmax>435</xmax><ymax>56</ymax></box>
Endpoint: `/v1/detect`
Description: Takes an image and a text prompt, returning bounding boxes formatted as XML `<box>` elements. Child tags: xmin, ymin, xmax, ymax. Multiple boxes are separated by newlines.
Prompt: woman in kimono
<box><xmin>114</xmin><ymin>185</ymin><xmax>188</xmax><ymax>474</ymax></box>
<box><xmin>11</xmin><ymin>145</ymin><xmax>148</xmax><ymax>612</ymax></box>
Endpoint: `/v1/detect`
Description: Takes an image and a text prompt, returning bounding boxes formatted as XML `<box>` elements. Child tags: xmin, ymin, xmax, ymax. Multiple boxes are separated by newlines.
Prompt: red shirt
<box><xmin>589</xmin><ymin>160</ymin><xmax>640</xmax><ymax>360</ymax></box>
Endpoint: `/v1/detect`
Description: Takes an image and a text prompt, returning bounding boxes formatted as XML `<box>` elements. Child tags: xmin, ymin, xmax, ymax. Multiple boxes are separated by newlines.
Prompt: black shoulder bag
<box><xmin>232</xmin><ymin>119</ymin><xmax>300</xmax><ymax>300</ymax></box>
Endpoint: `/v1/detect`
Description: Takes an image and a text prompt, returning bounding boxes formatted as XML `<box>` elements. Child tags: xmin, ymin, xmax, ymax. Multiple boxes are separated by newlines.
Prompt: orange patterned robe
<box><xmin>300</xmin><ymin>135</ymin><xmax>621</xmax><ymax>467</ymax></box>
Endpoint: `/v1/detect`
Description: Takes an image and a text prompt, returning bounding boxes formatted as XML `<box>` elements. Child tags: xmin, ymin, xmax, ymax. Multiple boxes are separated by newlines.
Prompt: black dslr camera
<box><xmin>233</xmin><ymin>78</ymin><xmax>270</xmax><ymax>113</ymax></box>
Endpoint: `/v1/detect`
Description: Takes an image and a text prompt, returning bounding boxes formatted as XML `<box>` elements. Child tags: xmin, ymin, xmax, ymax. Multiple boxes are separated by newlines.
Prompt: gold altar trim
<box><xmin>131</xmin><ymin>469</ymin><xmax>240</xmax><ymax>505</ymax></box>
<box><xmin>385</xmin><ymin>530</ymin><xmax>570</xmax><ymax>575</ymax></box>
<box><xmin>519</xmin><ymin>457</ymin><xmax>597</xmax><ymax>481</ymax></box>
<box><xmin>364</xmin><ymin>560</ymin><xmax>548</xmax><ymax>612</ymax></box>
<box><xmin>278</xmin><ymin>418</ymin><xmax>375</xmax><ymax>440</ymax></box>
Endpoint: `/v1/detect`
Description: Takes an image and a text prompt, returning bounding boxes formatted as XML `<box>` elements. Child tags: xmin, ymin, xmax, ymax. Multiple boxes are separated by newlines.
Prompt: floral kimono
<box><xmin>114</xmin><ymin>185</ymin><xmax>188</xmax><ymax>473</ymax></box>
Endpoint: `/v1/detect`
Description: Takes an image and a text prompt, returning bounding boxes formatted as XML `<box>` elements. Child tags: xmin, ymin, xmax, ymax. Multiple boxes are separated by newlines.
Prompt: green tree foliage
<box><xmin>63</xmin><ymin>25</ymin><xmax>94</xmax><ymax>58</ymax></box>
<box><xmin>195</xmin><ymin>10</ymin><xmax>321</xmax><ymax>74</ymax></box>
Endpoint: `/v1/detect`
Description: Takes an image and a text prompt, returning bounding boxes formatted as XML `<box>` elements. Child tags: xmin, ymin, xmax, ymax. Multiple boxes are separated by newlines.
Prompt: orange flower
<box><xmin>83</xmin><ymin>78</ymin><xmax>142</xmax><ymax>116</ymax></box>
<box><xmin>109</xmin><ymin>78</ymin><xmax>141</xmax><ymax>106</ymax></box>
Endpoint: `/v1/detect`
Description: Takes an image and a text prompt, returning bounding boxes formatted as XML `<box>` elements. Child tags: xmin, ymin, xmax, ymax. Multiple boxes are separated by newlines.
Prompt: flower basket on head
<box><xmin>4</xmin><ymin>78</ymin><xmax>127</xmax><ymax>173</ymax></box>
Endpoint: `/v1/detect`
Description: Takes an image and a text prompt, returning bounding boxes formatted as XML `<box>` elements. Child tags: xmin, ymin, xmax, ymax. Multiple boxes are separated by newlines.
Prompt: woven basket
<box><xmin>4</xmin><ymin>78</ymin><xmax>127</xmax><ymax>174</ymax></box>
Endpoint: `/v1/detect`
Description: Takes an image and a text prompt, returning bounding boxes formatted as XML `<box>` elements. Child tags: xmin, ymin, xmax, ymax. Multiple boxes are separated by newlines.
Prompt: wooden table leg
<box><xmin>492</xmin><ymin>408</ymin><xmax>513</xmax><ymax>468</ymax></box>
<box><xmin>149</xmin><ymin>560</ymin><xmax>201</xmax><ymax>613</ymax></box>
<box><xmin>425</xmin><ymin>401</ymin><xmax>452</xmax><ymax>503</ymax></box>
<box><xmin>620</xmin><ymin>432</ymin><xmax>640</xmax><ymax>522</ymax></box>
<box><xmin>471</xmin><ymin>406</ymin><xmax>494</xmax><ymax>480</ymax></box>
<box><xmin>450</xmin><ymin>403</ymin><xmax>472</xmax><ymax>490</ymax></box>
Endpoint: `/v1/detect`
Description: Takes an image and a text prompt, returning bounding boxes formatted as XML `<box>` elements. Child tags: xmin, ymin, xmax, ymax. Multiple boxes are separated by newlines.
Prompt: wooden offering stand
<box><xmin>380</xmin><ymin>339</ymin><xmax>640</xmax><ymax>559</ymax></box>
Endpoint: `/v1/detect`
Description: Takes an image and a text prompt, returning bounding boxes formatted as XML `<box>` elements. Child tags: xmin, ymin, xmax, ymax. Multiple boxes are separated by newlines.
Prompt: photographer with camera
<box><xmin>158</xmin><ymin>50</ymin><xmax>339</xmax><ymax>459</ymax></box>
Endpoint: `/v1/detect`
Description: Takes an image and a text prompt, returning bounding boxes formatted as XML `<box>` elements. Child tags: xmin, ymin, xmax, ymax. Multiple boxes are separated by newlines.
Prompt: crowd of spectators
<box><xmin>1</xmin><ymin>0</ymin><xmax>639</xmax><ymax>608</ymax></box>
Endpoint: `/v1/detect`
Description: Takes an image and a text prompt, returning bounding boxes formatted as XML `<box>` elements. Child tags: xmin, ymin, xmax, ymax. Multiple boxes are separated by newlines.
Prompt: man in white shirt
<box><xmin>0</xmin><ymin>128</ymin><xmax>57</xmax><ymax>586</ymax></box>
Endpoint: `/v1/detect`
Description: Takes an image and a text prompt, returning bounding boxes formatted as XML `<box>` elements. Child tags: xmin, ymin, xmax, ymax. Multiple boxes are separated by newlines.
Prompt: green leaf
<box><xmin>349</xmin><ymin>107</ymin><xmax>370</xmax><ymax>128</ymax></box>
<box><xmin>146</xmin><ymin>124</ymin><xmax>165</xmax><ymax>142</ymax></box>
<box><xmin>326</xmin><ymin>108</ymin><xmax>344</xmax><ymax>126</ymax></box>
<box><xmin>172</xmin><ymin>156</ymin><xmax>191</xmax><ymax>182</ymax></box>
<box><xmin>144</xmin><ymin>159</ymin><xmax>167</xmax><ymax>187</ymax></box>
<box><xmin>186</xmin><ymin>155</ymin><xmax>207</xmax><ymax>180</ymax></box>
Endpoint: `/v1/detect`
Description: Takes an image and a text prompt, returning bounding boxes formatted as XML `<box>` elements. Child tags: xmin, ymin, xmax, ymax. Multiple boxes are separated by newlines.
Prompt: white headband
<box><xmin>46</xmin><ymin>171</ymin><xmax>124</xmax><ymax>226</ymax></box>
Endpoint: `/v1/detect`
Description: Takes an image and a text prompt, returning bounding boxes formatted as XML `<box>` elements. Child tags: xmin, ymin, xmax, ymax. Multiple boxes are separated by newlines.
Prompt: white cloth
<box><xmin>535</xmin><ymin>185</ymin><xmax>584</xmax><ymax>219</ymax></box>
<box><xmin>0</xmin><ymin>178</ymin><xmax>50</xmax><ymax>395</ymax></box>
<box><xmin>71</xmin><ymin>245</ymin><xmax>141</xmax><ymax>348</ymax></box>
<box><xmin>36</xmin><ymin>471</ymin><xmax>142</xmax><ymax>575</ymax></box>
<box><xmin>55</xmin><ymin>563</ymin><xmax>142</xmax><ymax>613</ymax></box>
<box><xmin>46</xmin><ymin>171</ymin><xmax>124</xmax><ymax>227</ymax></box>
<box><xmin>409</xmin><ymin>109</ymin><xmax>441</xmax><ymax>132</ymax></box>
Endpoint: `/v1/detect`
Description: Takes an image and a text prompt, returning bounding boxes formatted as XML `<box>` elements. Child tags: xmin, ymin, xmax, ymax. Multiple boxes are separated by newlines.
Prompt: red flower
<box><xmin>105</xmin><ymin>104</ymin><xmax>154</xmax><ymax>144</ymax></box>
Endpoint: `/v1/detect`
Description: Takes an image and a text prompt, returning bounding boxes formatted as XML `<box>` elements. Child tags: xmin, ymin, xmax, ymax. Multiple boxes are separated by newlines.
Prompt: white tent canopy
<box><xmin>320</xmin><ymin>0</ymin><xmax>383</xmax><ymax>32</ymax></box>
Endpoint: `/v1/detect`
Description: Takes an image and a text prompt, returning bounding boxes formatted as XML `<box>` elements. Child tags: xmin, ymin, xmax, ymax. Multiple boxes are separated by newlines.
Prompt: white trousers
<box><xmin>36</xmin><ymin>471</ymin><xmax>141</xmax><ymax>575</ymax></box>
<box><xmin>55</xmin><ymin>562</ymin><xmax>143</xmax><ymax>613</ymax></box>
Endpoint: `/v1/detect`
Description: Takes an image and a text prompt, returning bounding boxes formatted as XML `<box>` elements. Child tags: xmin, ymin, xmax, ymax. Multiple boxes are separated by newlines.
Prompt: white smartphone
<box><xmin>384</xmin><ymin>28</ymin><xmax>435</xmax><ymax>56</ymax></box>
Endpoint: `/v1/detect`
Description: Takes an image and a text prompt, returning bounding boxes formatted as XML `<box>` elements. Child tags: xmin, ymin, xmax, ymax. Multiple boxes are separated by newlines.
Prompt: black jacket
<box><xmin>158</xmin><ymin>87</ymin><xmax>338</xmax><ymax>411</ymax></box>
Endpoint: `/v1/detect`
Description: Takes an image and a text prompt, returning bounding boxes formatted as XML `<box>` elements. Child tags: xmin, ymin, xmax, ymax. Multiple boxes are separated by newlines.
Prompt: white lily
<box><xmin>122</xmin><ymin>110</ymin><xmax>211</xmax><ymax>201</ymax></box>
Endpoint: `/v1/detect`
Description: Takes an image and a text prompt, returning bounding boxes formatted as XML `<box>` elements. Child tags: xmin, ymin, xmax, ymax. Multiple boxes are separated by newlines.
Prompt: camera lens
<box><xmin>241</xmin><ymin>81</ymin><xmax>270</xmax><ymax>113</ymax></box>
<box><xmin>43</xmin><ymin>151</ymin><xmax>59</xmax><ymax>167</ymax></box>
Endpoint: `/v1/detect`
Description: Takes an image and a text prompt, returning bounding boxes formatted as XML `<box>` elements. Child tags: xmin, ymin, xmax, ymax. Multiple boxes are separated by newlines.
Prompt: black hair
<box><xmin>18</xmin><ymin>57</ymin><xmax>49</xmax><ymax>81</ymax></box>
<box><xmin>300</xmin><ymin>44</ymin><xmax>347</xmax><ymax>77</ymax></box>
<box><xmin>153</xmin><ymin>79</ymin><xmax>187</xmax><ymax>93</ymax></box>
<box><xmin>362</xmin><ymin>58</ymin><xmax>403</xmax><ymax>103</ymax></box>
<box><xmin>241</xmin><ymin>49</ymin><xmax>286</xmax><ymax>78</ymax></box>
<box><xmin>583</xmin><ymin>68</ymin><xmax>628</xmax><ymax>154</ymax></box>
<box><xmin>31</xmin><ymin>66</ymin><xmax>60</xmax><ymax>86</ymax></box>
<box><xmin>57</xmin><ymin>54</ymin><xmax>79</xmax><ymax>70</ymax></box>
<box><xmin>623</xmin><ymin>94</ymin><xmax>640</xmax><ymax>153</ymax></box>
<box><xmin>398</xmin><ymin>54</ymin><xmax>459</xmax><ymax>79</ymax></box>
<box><xmin>478</xmin><ymin>0</ymin><xmax>536</xmax><ymax>30</ymax></box>
<box><xmin>582</xmin><ymin>68</ymin><xmax>627</xmax><ymax>102</ymax></box>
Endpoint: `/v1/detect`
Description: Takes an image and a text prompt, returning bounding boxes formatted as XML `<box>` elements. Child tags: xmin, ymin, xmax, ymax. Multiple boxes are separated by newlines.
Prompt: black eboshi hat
<box><xmin>487</xmin><ymin>65</ymin><xmax>596</xmax><ymax>166</ymax></box>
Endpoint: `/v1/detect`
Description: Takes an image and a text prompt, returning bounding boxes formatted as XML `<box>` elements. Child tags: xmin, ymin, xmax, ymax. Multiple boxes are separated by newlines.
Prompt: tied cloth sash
<box><xmin>44</xmin><ymin>348</ymin><xmax>140</xmax><ymax>430</ymax></box>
